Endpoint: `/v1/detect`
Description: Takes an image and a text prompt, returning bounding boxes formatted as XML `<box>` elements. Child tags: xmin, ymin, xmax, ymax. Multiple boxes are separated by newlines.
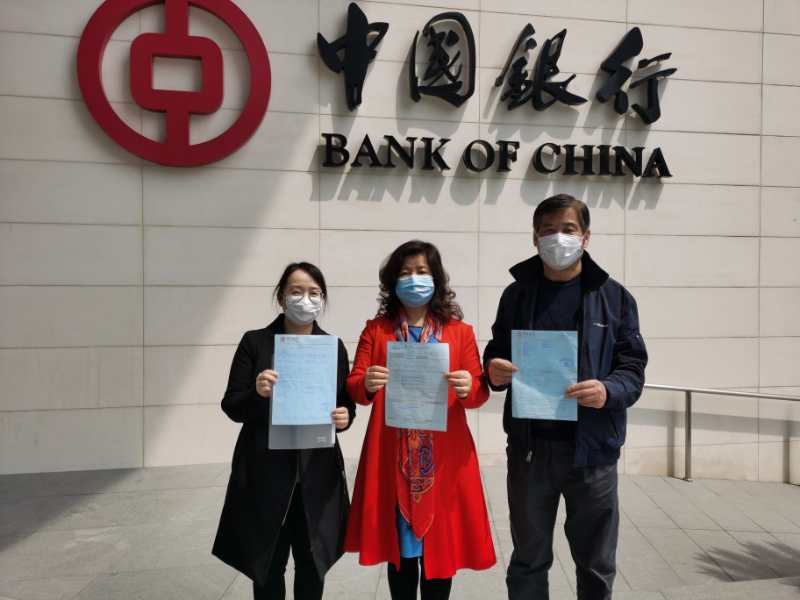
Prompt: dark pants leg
<box><xmin>506</xmin><ymin>440</ymin><xmax>619</xmax><ymax>600</ymax></box>
<box><xmin>420</xmin><ymin>561</ymin><xmax>452</xmax><ymax>600</ymax></box>
<box><xmin>506</xmin><ymin>440</ymin><xmax>564</xmax><ymax>600</ymax></box>
<box><xmin>563</xmin><ymin>463</ymin><xmax>619</xmax><ymax>600</ymax></box>
<box><xmin>387</xmin><ymin>558</ymin><xmax>419</xmax><ymax>600</ymax></box>
<box><xmin>387</xmin><ymin>557</ymin><xmax>453</xmax><ymax>600</ymax></box>
<box><xmin>253</xmin><ymin>489</ymin><xmax>324</xmax><ymax>600</ymax></box>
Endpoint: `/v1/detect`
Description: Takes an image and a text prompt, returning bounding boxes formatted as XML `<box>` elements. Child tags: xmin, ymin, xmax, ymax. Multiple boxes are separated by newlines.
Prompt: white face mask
<box><xmin>283</xmin><ymin>293</ymin><xmax>323</xmax><ymax>325</ymax></box>
<box><xmin>537</xmin><ymin>233</ymin><xmax>585</xmax><ymax>271</ymax></box>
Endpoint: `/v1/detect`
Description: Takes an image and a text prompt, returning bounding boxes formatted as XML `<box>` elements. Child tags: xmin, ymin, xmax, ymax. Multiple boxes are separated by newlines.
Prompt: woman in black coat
<box><xmin>212</xmin><ymin>262</ymin><xmax>356</xmax><ymax>600</ymax></box>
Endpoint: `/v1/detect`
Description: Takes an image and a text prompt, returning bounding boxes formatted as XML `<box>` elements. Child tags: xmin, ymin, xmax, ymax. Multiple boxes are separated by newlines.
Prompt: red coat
<box><xmin>343</xmin><ymin>317</ymin><xmax>496</xmax><ymax>579</ymax></box>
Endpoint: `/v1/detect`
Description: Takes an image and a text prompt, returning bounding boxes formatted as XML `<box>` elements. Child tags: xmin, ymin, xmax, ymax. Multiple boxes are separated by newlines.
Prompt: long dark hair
<box><xmin>376</xmin><ymin>240</ymin><xmax>462</xmax><ymax>324</ymax></box>
<box><xmin>272</xmin><ymin>262</ymin><xmax>328</xmax><ymax>306</ymax></box>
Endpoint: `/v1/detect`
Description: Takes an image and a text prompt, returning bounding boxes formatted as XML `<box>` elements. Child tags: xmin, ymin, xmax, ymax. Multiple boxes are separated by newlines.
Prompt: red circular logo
<box><xmin>77</xmin><ymin>0</ymin><xmax>271</xmax><ymax>167</ymax></box>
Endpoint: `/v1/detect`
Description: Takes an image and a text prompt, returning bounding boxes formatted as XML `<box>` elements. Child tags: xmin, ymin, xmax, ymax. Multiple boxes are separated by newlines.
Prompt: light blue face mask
<box><xmin>395</xmin><ymin>274</ymin><xmax>435</xmax><ymax>308</ymax></box>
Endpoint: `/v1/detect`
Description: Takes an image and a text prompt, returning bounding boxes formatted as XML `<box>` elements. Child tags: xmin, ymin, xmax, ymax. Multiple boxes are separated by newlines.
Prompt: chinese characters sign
<box><xmin>318</xmin><ymin>4</ymin><xmax>677</xmax><ymax>178</ymax></box>
<box><xmin>409</xmin><ymin>12</ymin><xmax>476</xmax><ymax>108</ymax></box>
<box><xmin>319</xmin><ymin>3</ymin><xmax>676</xmax><ymax>125</ymax></box>
<box><xmin>596</xmin><ymin>27</ymin><xmax>677</xmax><ymax>124</ymax></box>
<box><xmin>78</xmin><ymin>1</ymin><xmax>675</xmax><ymax>171</ymax></box>
<box><xmin>494</xmin><ymin>24</ymin><xmax>587</xmax><ymax>111</ymax></box>
<box><xmin>317</xmin><ymin>3</ymin><xmax>388</xmax><ymax>111</ymax></box>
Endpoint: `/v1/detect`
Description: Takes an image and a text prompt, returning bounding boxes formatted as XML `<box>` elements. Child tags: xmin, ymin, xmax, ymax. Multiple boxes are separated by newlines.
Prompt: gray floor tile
<box><xmin>684</xmin><ymin>529</ymin><xmax>782</xmax><ymax>582</ymax></box>
<box><xmin>619</xmin><ymin>479</ymin><xmax>679</xmax><ymax>530</ymax></box>
<box><xmin>0</xmin><ymin>574</ymin><xmax>95</xmax><ymax>600</ymax></box>
<box><xmin>614</xmin><ymin>591</ymin><xmax>666</xmax><ymax>600</ymax></box>
<box><xmin>219</xmin><ymin>574</ymin><xmax>252</xmax><ymax>600</ymax></box>
<box><xmin>633</xmin><ymin>477</ymin><xmax>721</xmax><ymax>531</ymax></box>
<box><xmin>0</xmin><ymin>473</ymin><xmax>49</xmax><ymax>504</ymax></box>
<box><xmin>662</xmin><ymin>576</ymin><xmax>800</xmax><ymax>600</ymax></box>
<box><xmin>73</xmin><ymin>564</ymin><xmax>235</xmax><ymax>600</ymax></box>
<box><xmin>638</xmin><ymin>527</ymin><xmax>731</xmax><ymax>585</ymax></box>
<box><xmin>698</xmin><ymin>480</ymin><xmax>800</xmax><ymax>534</ymax></box>
<box><xmin>725</xmin><ymin>531</ymin><xmax>800</xmax><ymax>578</ymax></box>
<box><xmin>374</xmin><ymin>569</ymin><xmax>391</xmax><ymax>600</ymax></box>
<box><xmin>450</xmin><ymin>563</ymin><xmax>507</xmax><ymax>600</ymax></box>
<box><xmin>2</xmin><ymin>465</ymin><xmax>799</xmax><ymax>600</ymax></box>
<box><xmin>39</xmin><ymin>465</ymin><xmax>230</xmax><ymax>498</ymax></box>
<box><xmin>3</xmin><ymin>487</ymin><xmax>226</xmax><ymax>536</ymax></box>
<box><xmin>663</xmin><ymin>478</ymin><xmax>763</xmax><ymax>533</ymax></box>
<box><xmin>323</xmin><ymin>552</ymin><xmax>382</xmax><ymax>599</ymax></box>
<box><xmin>0</xmin><ymin>528</ymin><xmax>134</xmax><ymax>583</ymax></box>
<box><xmin>766</xmin><ymin>533</ymin><xmax>800</xmax><ymax>577</ymax></box>
<box><xmin>105</xmin><ymin>519</ymin><xmax>220</xmax><ymax>573</ymax></box>
<box><xmin>616</xmin><ymin>526</ymin><xmax>684</xmax><ymax>591</ymax></box>
<box><xmin>0</xmin><ymin>496</ymin><xmax>66</xmax><ymax>537</ymax></box>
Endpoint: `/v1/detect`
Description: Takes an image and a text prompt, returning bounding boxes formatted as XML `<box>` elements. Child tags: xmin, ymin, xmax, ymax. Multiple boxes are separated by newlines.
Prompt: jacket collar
<box><xmin>509</xmin><ymin>252</ymin><xmax>609</xmax><ymax>291</ymax></box>
<box><xmin>265</xmin><ymin>313</ymin><xmax>326</xmax><ymax>335</ymax></box>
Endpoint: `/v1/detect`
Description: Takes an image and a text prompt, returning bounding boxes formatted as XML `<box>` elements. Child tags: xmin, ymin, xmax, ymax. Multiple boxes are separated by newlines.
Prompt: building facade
<box><xmin>1</xmin><ymin>0</ymin><xmax>799</xmax><ymax>481</ymax></box>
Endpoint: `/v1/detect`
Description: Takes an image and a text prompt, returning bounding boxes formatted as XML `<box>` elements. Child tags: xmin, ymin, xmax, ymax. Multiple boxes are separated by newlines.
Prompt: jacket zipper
<box><xmin>524</xmin><ymin>285</ymin><xmax>536</xmax><ymax>463</ymax></box>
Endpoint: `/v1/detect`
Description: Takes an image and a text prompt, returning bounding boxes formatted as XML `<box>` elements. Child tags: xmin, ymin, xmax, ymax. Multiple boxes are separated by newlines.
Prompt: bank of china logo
<box><xmin>77</xmin><ymin>0</ymin><xmax>271</xmax><ymax>167</ymax></box>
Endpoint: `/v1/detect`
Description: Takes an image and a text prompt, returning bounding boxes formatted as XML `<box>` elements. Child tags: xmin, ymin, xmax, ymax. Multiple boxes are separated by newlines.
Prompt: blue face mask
<box><xmin>395</xmin><ymin>274</ymin><xmax>435</xmax><ymax>308</ymax></box>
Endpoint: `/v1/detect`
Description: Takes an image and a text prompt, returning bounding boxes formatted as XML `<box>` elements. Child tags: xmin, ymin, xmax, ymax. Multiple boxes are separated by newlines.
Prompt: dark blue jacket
<box><xmin>483</xmin><ymin>252</ymin><xmax>648</xmax><ymax>467</ymax></box>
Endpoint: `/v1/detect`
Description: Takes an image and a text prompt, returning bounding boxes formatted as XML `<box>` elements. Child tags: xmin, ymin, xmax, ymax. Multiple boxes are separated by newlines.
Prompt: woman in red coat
<box><xmin>344</xmin><ymin>240</ymin><xmax>496</xmax><ymax>600</ymax></box>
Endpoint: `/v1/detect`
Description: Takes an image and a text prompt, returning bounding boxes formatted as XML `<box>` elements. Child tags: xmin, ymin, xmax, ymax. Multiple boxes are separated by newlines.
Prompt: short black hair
<box><xmin>273</xmin><ymin>262</ymin><xmax>328</xmax><ymax>305</ymax></box>
<box><xmin>533</xmin><ymin>194</ymin><xmax>590</xmax><ymax>232</ymax></box>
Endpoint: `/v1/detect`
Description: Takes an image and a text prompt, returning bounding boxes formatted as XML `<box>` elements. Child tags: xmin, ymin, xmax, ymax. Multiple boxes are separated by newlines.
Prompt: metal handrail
<box><xmin>642</xmin><ymin>384</ymin><xmax>800</xmax><ymax>482</ymax></box>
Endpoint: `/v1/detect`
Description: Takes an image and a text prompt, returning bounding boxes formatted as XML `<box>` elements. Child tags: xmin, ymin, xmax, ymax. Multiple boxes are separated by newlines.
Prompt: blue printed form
<box><xmin>385</xmin><ymin>342</ymin><xmax>450</xmax><ymax>432</ymax></box>
<box><xmin>271</xmin><ymin>334</ymin><xmax>338</xmax><ymax>426</ymax></box>
<box><xmin>511</xmin><ymin>330</ymin><xmax>578</xmax><ymax>421</ymax></box>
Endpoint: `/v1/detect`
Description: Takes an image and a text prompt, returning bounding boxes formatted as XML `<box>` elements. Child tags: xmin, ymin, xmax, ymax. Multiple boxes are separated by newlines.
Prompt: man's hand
<box><xmin>487</xmin><ymin>358</ymin><xmax>518</xmax><ymax>387</ymax></box>
<box><xmin>566</xmin><ymin>380</ymin><xmax>607</xmax><ymax>409</ymax></box>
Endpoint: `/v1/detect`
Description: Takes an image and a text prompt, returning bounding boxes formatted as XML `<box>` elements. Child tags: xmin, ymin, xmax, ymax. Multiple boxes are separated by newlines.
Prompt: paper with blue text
<box><xmin>385</xmin><ymin>342</ymin><xmax>450</xmax><ymax>431</ymax></box>
<box><xmin>511</xmin><ymin>330</ymin><xmax>578</xmax><ymax>421</ymax></box>
<box><xmin>271</xmin><ymin>334</ymin><xmax>338</xmax><ymax>425</ymax></box>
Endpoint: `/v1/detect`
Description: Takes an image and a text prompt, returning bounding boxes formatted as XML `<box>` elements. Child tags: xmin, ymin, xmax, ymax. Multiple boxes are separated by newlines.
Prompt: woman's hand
<box><xmin>255</xmin><ymin>369</ymin><xmax>278</xmax><ymax>398</ymax></box>
<box><xmin>445</xmin><ymin>370</ymin><xmax>472</xmax><ymax>399</ymax></box>
<box><xmin>364</xmin><ymin>365</ymin><xmax>389</xmax><ymax>394</ymax></box>
<box><xmin>331</xmin><ymin>407</ymin><xmax>350</xmax><ymax>430</ymax></box>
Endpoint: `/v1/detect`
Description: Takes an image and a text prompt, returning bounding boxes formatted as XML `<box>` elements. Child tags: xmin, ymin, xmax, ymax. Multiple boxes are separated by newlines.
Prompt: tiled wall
<box><xmin>1</xmin><ymin>0</ymin><xmax>798</xmax><ymax>480</ymax></box>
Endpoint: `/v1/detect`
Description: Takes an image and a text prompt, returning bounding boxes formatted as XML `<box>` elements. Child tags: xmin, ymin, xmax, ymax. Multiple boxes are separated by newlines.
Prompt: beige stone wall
<box><xmin>1</xmin><ymin>0</ymin><xmax>798</xmax><ymax>479</ymax></box>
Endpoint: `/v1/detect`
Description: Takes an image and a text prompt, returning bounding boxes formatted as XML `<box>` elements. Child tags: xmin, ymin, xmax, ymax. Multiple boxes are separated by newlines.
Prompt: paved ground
<box><xmin>1</xmin><ymin>461</ymin><xmax>799</xmax><ymax>600</ymax></box>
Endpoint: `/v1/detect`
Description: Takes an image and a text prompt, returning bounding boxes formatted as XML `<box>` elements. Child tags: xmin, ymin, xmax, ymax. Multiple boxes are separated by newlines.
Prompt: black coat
<box><xmin>212</xmin><ymin>315</ymin><xmax>355</xmax><ymax>586</ymax></box>
<box><xmin>483</xmin><ymin>252</ymin><xmax>648</xmax><ymax>467</ymax></box>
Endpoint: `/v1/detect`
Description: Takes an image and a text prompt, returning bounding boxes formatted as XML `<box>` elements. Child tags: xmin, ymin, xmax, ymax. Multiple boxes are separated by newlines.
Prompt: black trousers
<box><xmin>387</xmin><ymin>557</ymin><xmax>452</xmax><ymax>600</ymax></box>
<box><xmin>253</xmin><ymin>488</ymin><xmax>323</xmax><ymax>600</ymax></box>
<box><xmin>506</xmin><ymin>439</ymin><xmax>619</xmax><ymax>600</ymax></box>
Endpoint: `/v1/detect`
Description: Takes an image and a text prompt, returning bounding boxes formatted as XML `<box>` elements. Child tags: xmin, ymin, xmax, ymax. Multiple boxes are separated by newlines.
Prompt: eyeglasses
<box><xmin>288</xmin><ymin>290</ymin><xmax>324</xmax><ymax>301</ymax></box>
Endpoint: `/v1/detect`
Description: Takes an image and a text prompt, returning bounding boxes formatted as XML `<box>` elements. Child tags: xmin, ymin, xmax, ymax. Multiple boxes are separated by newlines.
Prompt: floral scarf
<box><xmin>394</xmin><ymin>310</ymin><xmax>442</xmax><ymax>540</ymax></box>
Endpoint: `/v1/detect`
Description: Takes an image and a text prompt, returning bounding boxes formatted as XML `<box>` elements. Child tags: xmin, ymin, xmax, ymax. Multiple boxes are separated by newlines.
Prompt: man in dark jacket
<box><xmin>483</xmin><ymin>194</ymin><xmax>647</xmax><ymax>600</ymax></box>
